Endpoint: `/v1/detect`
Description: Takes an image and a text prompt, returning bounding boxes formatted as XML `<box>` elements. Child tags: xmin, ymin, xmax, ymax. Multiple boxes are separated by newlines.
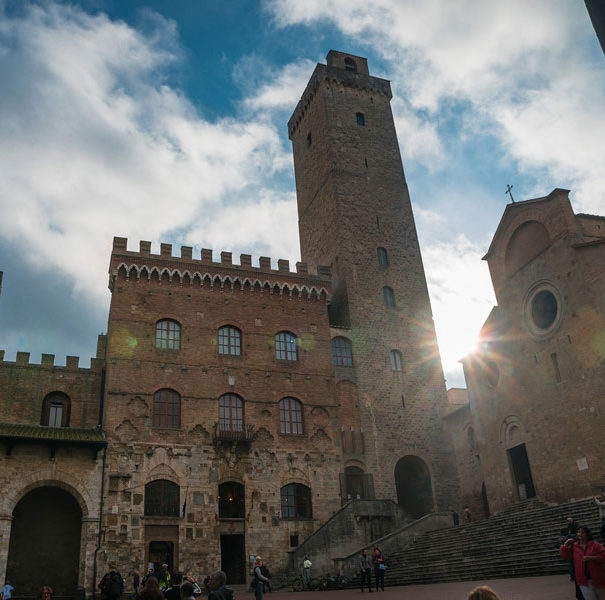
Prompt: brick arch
<box><xmin>499</xmin><ymin>415</ymin><xmax>528</xmax><ymax>446</ymax></box>
<box><xmin>394</xmin><ymin>454</ymin><xmax>435</xmax><ymax>519</ymax></box>
<box><xmin>344</xmin><ymin>459</ymin><xmax>366</xmax><ymax>470</ymax></box>
<box><xmin>504</xmin><ymin>220</ymin><xmax>550</xmax><ymax>278</ymax></box>
<box><xmin>145</xmin><ymin>456</ymin><xmax>180</xmax><ymax>483</ymax></box>
<box><xmin>218</xmin><ymin>469</ymin><xmax>245</xmax><ymax>485</ymax></box>
<box><xmin>1</xmin><ymin>468</ymin><xmax>94</xmax><ymax>518</ymax></box>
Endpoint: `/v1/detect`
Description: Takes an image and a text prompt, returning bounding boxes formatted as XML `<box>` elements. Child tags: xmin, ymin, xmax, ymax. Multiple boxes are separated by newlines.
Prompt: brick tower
<box><xmin>288</xmin><ymin>51</ymin><xmax>458</xmax><ymax>514</ymax></box>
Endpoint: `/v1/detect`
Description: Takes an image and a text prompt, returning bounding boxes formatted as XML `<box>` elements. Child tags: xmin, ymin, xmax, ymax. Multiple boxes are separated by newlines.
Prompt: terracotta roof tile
<box><xmin>0</xmin><ymin>422</ymin><xmax>106</xmax><ymax>443</ymax></box>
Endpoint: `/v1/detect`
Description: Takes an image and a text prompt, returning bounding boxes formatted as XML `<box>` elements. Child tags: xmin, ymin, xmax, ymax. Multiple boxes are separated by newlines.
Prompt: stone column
<box><xmin>0</xmin><ymin>514</ymin><xmax>13</xmax><ymax>586</ymax></box>
<box><xmin>81</xmin><ymin>516</ymin><xmax>100</xmax><ymax>598</ymax></box>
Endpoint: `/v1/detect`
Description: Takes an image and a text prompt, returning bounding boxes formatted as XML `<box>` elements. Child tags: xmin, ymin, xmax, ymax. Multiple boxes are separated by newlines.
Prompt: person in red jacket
<box><xmin>560</xmin><ymin>525</ymin><xmax>605</xmax><ymax>600</ymax></box>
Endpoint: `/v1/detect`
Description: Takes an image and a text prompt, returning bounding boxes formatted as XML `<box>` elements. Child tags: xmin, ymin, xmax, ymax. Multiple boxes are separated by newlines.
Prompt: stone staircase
<box><xmin>348</xmin><ymin>497</ymin><xmax>601</xmax><ymax>586</ymax></box>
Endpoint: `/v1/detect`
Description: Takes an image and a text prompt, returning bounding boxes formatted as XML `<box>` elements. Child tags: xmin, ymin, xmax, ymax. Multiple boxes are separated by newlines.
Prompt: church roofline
<box><xmin>482</xmin><ymin>188</ymin><xmax>571</xmax><ymax>260</ymax></box>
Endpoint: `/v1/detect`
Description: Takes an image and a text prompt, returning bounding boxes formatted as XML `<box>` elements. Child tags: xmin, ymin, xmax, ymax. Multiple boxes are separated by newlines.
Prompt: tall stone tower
<box><xmin>288</xmin><ymin>51</ymin><xmax>458</xmax><ymax>515</ymax></box>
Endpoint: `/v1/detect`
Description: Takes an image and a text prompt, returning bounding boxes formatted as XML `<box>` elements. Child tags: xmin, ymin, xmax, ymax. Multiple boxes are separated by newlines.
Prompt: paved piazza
<box><xmin>238</xmin><ymin>575</ymin><xmax>576</xmax><ymax>600</ymax></box>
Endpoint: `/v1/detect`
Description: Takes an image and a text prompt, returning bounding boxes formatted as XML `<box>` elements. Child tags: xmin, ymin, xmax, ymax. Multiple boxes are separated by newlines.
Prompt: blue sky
<box><xmin>0</xmin><ymin>0</ymin><xmax>604</xmax><ymax>388</ymax></box>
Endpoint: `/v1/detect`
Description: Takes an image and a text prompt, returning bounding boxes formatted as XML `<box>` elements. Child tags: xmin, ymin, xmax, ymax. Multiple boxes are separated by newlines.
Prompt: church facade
<box><xmin>0</xmin><ymin>51</ymin><xmax>459</xmax><ymax>597</ymax></box>
<box><xmin>460</xmin><ymin>189</ymin><xmax>605</xmax><ymax>515</ymax></box>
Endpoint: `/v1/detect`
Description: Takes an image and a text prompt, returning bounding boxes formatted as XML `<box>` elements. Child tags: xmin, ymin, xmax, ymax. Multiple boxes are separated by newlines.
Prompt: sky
<box><xmin>0</xmin><ymin>0</ymin><xmax>604</xmax><ymax>389</ymax></box>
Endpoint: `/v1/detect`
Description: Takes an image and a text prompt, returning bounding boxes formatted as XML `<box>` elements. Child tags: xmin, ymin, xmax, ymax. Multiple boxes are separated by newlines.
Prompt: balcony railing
<box><xmin>213</xmin><ymin>422</ymin><xmax>256</xmax><ymax>444</ymax></box>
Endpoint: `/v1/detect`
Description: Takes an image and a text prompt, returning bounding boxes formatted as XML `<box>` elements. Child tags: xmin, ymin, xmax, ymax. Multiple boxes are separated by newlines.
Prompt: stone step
<box><xmin>344</xmin><ymin>497</ymin><xmax>601</xmax><ymax>587</ymax></box>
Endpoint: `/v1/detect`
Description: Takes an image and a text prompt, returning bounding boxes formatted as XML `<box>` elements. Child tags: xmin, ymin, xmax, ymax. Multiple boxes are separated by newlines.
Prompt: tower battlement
<box><xmin>0</xmin><ymin>350</ymin><xmax>104</xmax><ymax>371</ymax></box>
<box><xmin>110</xmin><ymin>237</ymin><xmax>332</xmax><ymax>299</ymax></box>
<box><xmin>111</xmin><ymin>237</ymin><xmax>331</xmax><ymax>279</ymax></box>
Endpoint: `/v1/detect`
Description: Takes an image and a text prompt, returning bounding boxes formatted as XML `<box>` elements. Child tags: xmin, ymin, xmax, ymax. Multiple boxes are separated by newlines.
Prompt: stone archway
<box><xmin>7</xmin><ymin>486</ymin><xmax>82</xmax><ymax>597</ymax></box>
<box><xmin>394</xmin><ymin>455</ymin><xmax>434</xmax><ymax>519</ymax></box>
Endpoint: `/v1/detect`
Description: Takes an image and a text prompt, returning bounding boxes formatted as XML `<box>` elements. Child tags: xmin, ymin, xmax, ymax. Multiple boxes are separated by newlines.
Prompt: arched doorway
<box><xmin>7</xmin><ymin>486</ymin><xmax>82</xmax><ymax>597</ymax></box>
<box><xmin>394</xmin><ymin>456</ymin><xmax>434</xmax><ymax>519</ymax></box>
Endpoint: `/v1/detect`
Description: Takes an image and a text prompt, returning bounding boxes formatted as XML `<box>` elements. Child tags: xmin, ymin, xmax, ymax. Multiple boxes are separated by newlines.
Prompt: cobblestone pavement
<box><xmin>240</xmin><ymin>575</ymin><xmax>577</xmax><ymax>600</ymax></box>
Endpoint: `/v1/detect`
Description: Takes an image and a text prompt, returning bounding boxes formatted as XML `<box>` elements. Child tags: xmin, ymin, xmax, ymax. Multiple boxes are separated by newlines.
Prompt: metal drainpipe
<box><xmin>93</xmin><ymin>367</ymin><xmax>107</xmax><ymax>599</ymax></box>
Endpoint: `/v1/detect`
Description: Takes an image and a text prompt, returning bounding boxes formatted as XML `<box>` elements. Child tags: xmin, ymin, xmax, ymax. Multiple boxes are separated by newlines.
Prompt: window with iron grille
<box><xmin>144</xmin><ymin>479</ymin><xmax>180</xmax><ymax>517</ymax></box>
<box><xmin>275</xmin><ymin>331</ymin><xmax>298</xmax><ymax>361</ymax></box>
<box><xmin>377</xmin><ymin>247</ymin><xmax>388</xmax><ymax>265</ymax></box>
<box><xmin>279</xmin><ymin>397</ymin><xmax>303</xmax><ymax>435</ymax></box>
<box><xmin>41</xmin><ymin>392</ymin><xmax>70</xmax><ymax>427</ymax></box>
<box><xmin>281</xmin><ymin>483</ymin><xmax>312</xmax><ymax>519</ymax></box>
<box><xmin>218</xmin><ymin>326</ymin><xmax>241</xmax><ymax>356</ymax></box>
<box><xmin>219</xmin><ymin>394</ymin><xmax>244</xmax><ymax>432</ymax></box>
<box><xmin>383</xmin><ymin>286</ymin><xmax>395</xmax><ymax>307</ymax></box>
<box><xmin>356</xmin><ymin>112</ymin><xmax>365</xmax><ymax>126</ymax></box>
<box><xmin>331</xmin><ymin>337</ymin><xmax>353</xmax><ymax>367</ymax></box>
<box><xmin>153</xmin><ymin>388</ymin><xmax>181</xmax><ymax>428</ymax></box>
<box><xmin>390</xmin><ymin>350</ymin><xmax>403</xmax><ymax>371</ymax></box>
<box><xmin>156</xmin><ymin>319</ymin><xmax>181</xmax><ymax>350</ymax></box>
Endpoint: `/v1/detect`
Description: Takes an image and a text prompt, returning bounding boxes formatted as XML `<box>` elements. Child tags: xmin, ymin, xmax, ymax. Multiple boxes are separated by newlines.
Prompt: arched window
<box><xmin>153</xmin><ymin>389</ymin><xmax>181</xmax><ymax>429</ymax></box>
<box><xmin>218</xmin><ymin>481</ymin><xmax>245</xmax><ymax>519</ymax></box>
<box><xmin>281</xmin><ymin>483</ymin><xmax>312</xmax><ymax>519</ymax></box>
<box><xmin>218</xmin><ymin>326</ymin><xmax>241</xmax><ymax>356</ymax></box>
<box><xmin>279</xmin><ymin>397</ymin><xmax>303</xmax><ymax>435</ymax></box>
<box><xmin>275</xmin><ymin>331</ymin><xmax>298</xmax><ymax>361</ymax></box>
<box><xmin>219</xmin><ymin>394</ymin><xmax>244</xmax><ymax>433</ymax></box>
<box><xmin>356</xmin><ymin>112</ymin><xmax>365</xmax><ymax>126</ymax></box>
<box><xmin>144</xmin><ymin>479</ymin><xmax>180</xmax><ymax>516</ymax></box>
<box><xmin>344</xmin><ymin>57</ymin><xmax>357</xmax><ymax>72</ymax></box>
<box><xmin>390</xmin><ymin>350</ymin><xmax>402</xmax><ymax>371</ymax></box>
<box><xmin>383</xmin><ymin>286</ymin><xmax>395</xmax><ymax>307</ymax></box>
<box><xmin>377</xmin><ymin>247</ymin><xmax>388</xmax><ymax>266</ymax></box>
<box><xmin>156</xmin><ymin>319</ymin><xmax>180</xmax><ymax>350</ymax></box>
<box><xmin>331</xmin><ymin>337</ymin><xmax>353</xmax><ymax>367</ymax></box>
<box><xmin>41</xmin><ymin>392</ymin><xmax>70</xmax><ymax>427</ymax></box>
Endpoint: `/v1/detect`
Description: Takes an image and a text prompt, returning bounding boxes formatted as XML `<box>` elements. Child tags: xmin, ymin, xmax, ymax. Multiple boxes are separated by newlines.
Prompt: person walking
<box><xmin>207</xmin><ymin>571</ymin><xmax>233</xmax><ymax>600</ymax></box>
<box><xmin>359</xmin><ymin>549</ymin><xmax>372</xmax><ymax>592</ymax></box>
<box><xmin>463</xmin><ymin>506</ymin><xmax>472</xmax><ymax>523</ymax></box>
<box><xmin>371</xmin><ymin>547</ymin><xmax>386</xmax><ymax>591</ymax></box>
<box><xmin>158</xmin><ymin>565</ymin><xmax>171</xmax><ymax>592</ymax></box>
<box><xmin>560</xmin><ymin>525</ymin><xmax>605</xmax><ymax>600</ymax></box>
<box><xmin>252</xmin><ymin>557</ymin><xmax>270</xmax><ymax>600</ymax></box>
<box><xmin>133</xmin><ymin>572</ymin><xmax>140</xmax><ymax>597</ymax></box>
<box><xmin>136</xmin><ymin>577</ymin><xmax>163</xmax><ymax>600</ymax></box>
<box><xmin>449</xmin><ymin>507</ymin><xmax>459</xmax><ymax>526</ymax></box>
<box><xmin>302</xmin><ymin>556</ymin><xmax>312</xmax><ymax>589</ymax></box>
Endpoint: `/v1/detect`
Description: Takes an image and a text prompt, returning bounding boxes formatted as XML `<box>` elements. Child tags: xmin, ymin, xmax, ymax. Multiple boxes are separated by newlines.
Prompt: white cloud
<box><xmin>265</xmin><ymin>0</ymin><xmax>605</xmax><ymax>203</ymax></box>
<box><xmin>243</xmin><ymin>59</ymin><xmax>316</xmax><ymax>112</ymax></box>
<box><xmin>0</xmin><ymin>3</ymin><xmax>296</xmax><ymax>311</ymax></box>
<box><xmin>421</xmin><ymin>234</ymin><xmax>496</xmax><ymax>388</ymax></box>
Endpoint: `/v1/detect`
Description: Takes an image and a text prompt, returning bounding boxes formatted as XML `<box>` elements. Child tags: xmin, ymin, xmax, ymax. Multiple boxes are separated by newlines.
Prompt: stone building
<box><xmin>461</xmin><ymin>188</ymin><xmax>605</xmax><ymax>515</ymax></box>
<box><xmin>0</xmin><ymin>51</ymin><xmax>459</xmax><ymax>597</ymax></box>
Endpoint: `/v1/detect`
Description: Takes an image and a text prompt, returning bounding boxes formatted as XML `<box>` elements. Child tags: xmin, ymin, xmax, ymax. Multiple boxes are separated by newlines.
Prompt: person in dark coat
<box><xmin>359</xmin><ymin>549</ymin><xmax>372</xmax><ymax>592</ymax></box>
<box><xmin>208</xmin><ymin>571</ymin><xmax>234</xmax><ymax>600</ymax></box>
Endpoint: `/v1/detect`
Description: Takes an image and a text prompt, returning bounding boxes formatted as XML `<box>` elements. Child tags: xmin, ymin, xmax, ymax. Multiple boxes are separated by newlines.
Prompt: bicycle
<box><xmin>291</xmin><ymin>575</ymin><xmax>321</xmax><ymax>592</ymax></box>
